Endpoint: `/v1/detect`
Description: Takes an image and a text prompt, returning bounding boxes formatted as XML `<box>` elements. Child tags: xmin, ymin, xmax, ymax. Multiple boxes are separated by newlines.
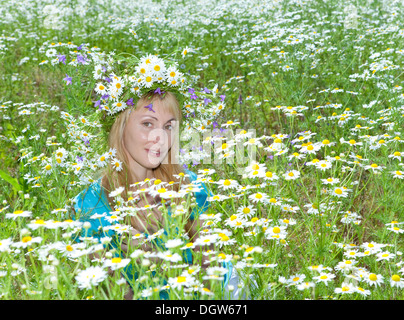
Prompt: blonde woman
<box><xmin>69</xmin><ymin>89</ymin><xmax>243</xmax><ymax>299</ymax></box>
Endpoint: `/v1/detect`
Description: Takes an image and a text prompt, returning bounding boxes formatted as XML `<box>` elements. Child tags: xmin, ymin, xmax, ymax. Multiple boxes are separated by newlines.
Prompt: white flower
<box><xmin>75</xmin><ymin>266</ymin><xmax>108</xmax><ymax>290</ymax></box>
<box><xmin>283</xmin><ymin>170</ymin><xmax>301</xmax><ymax>180</ymax></box>
<box><xmin>109</xmin><ymin>186</ymin><xmax>125</xmax><ymax>198</ymax></box>
<box><xmin>103</xmin><ymin>257</ymin><xmax>130</xmax><ymax>270</ymax></box>
<box><xmin>165</xmin><ymin>239</ymin><xmax>184</xmax><ymax>249</ymax></box>
<box><xmin>5</xmin><ymin>210</ymin><xmax>32</xmax><ymax>220</ymax></box>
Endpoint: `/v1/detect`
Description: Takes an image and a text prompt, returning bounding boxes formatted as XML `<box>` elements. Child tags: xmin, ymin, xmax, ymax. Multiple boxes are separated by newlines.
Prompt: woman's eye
<box><xmin>165</xmin><ymin>124</ymin><xmax>173</xmax><ymax>130</ymax></box>
<box><xmin>143</xmin><ymin>122</ymin><xmax>152</xmax><ymax>128</ymax></box>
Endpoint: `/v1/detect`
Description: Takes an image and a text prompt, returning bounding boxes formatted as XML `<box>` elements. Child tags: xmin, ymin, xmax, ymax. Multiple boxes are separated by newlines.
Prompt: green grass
<box><xmin>0</xmin><ymin>0</ymin><xmax>403</xmax><ymax>300</ymax></box>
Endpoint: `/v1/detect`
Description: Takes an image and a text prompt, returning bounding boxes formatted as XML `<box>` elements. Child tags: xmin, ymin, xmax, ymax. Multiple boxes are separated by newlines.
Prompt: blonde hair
<box><xmin>100</xmin><ymin>91</ymin><xmax>195</xmax><ymax>237</ymax></box>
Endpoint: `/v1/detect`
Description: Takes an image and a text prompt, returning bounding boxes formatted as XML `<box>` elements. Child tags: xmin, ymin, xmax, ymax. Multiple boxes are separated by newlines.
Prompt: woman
<box><xmin>70</xmin><ymin>88</ymin><xmax>238</xmax><ymax>299</ymax></box>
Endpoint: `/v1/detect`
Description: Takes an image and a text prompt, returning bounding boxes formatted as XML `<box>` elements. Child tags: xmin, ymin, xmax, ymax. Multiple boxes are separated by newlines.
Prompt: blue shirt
<box><xmin>71</xmin><ymin>170</ymin><xmax>232</xmax><ymax>299</ymax></box>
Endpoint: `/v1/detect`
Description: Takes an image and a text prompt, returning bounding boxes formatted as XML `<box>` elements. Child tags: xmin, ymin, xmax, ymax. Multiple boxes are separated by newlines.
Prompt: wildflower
<box><xmin>307</xmin><ymin>265</ymin><xmax>332</xmax><ymax>273</ymax></box>
<box><xmin>243</xmin><ymin>246</ymin><xmax>263</xmax><ymax>257</ymax></box>
<box><xmin>355</xmin><ymin>286</ymin><xmax>371</xmax><ymax>297</ymax></box>
<box><xmin>216</xmin><ymin>179</ymin><xmax>239</xmax><ymax>190</ymax></box>
<box><xmin>168</xmin><ymin>274</ymin><xmax>196</xmax><ymax>289</ymax></box>
<box><xmin>224</xmin><ymin>215</ymin><xmax>247</xmax><ymax>229</ymax></box>
<box><xmin>157</xmin><ymin>250</ymin><xmax>183</xmax><ymax>263</ymax></box>
<box><xmin>165</xmin><ymin>239</ymin><xmax>184</xmax><ymax>249</ymax></box>
<box><xmin>296</xmin><ymin>281</ymin><xmax>315</xmax><ymax>291</ymax></box>
<box><xmin>12</xmin><ymin>236</ymin><xmax>42</xmax><ymax>249</ymax></box>
<box><xmin>249</xmin><ymin>192</ymin><xmax>269</xmax><ymax>203</ymax></box>
<box><xmin>376</xmin><ymin>251</ymin><xmax>396</xmax><ymax>262</ymax></box>
<box><xmin>194</xmin><ymin>234</ymin><xmax>219</xmax><ymax>247</ymax></box>
<box><xmin>103</xmin><ymin>257</ymin><xmax>130</xmax><ymax>271</ymax></box>
<box><xmin>63</xmin><ymin>74</ymin><xmax>72</xmax><ymax>85</ymax></box>
<box><xmin>334</xmin><ymin>282</ymin><xmax>357</xmax><ymax>295</ymax></box>
<box><xmin>330</xmin><ymin>187</ymin><xmax>349</xmax><ymax>198</ymax></box>
<box><xmin>285</xmin><ymin>274</ymin><xmax>306</xmax><ymax>286</ymax></box>
<box><xmin>313</xmin><ymin>273</ymin><xmax>336</xmax><ymax>286</ymax></box>
<box><xmin>389</xmin><ymin>274</ymin><xmax>404</xmax><ymax>288</ymax></box>
<box><xmin>321</xmin><ymin>177</ymin><xmax>340</xmax><ymax>185</ymax></box>
<box><xmin>315</xmin><ymin>160</ymin><xmax>332</xmax><ymax>171</ymax></box>
<box><xmin>0</xmin><ymin>238</ymin><xmax>13</xmax><ymax>252</ymax></box>
<box><xmin>364</xmin><ymin>273</ymin><xmax>384</xmax><ymax>287</ymax></box>
<box><xmin>283</xmin><ymin>170</ymin><xmax>301</xmax><ymax>180</ymax></box>
<box><xmin>75</xmin><ymin>266</ymin><xmax>108</xmax><ymax>290</ymax></box>
<box><xmin>391</xmin><ymin>170</ymin><xmax>403</xmax><ymax>179</ymax></box>
<box><xmin>5</xmin><ymin>210</ymin><xmax>32</xmax><ymax>220</ymax></box>
<box><xmin>109</xmin><ymin>186</ymin><xmax>125</xmax><ymax>198</ymax></box>
<box><xmin>111</xmin><ymin>158</ymin><xmax>123</xmax><ymax>171</ymax></box>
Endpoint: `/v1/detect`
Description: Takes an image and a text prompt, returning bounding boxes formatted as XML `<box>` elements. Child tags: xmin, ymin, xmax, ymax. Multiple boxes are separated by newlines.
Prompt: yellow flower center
<box><xmin>273</xmin><ymin>227</ymin><xmax>281</xmax><ymax>234</ymax></box>
<box><xmin>22</xmin><ymin>236</ymin><xmax>32</xmax><ymax>243</ymax></box>
<box><xmin>369</xmin><ymin>274</ymin><xmax>377</xmax><ymax>281</ymax></box>
<box><xmin>391</xmin><ymin>275</ymin><xmax>400</xmax><ymax>282</ymax></box>
<box><xmin>112</xmin><ymin>257</ymin><xmax>122</xmax><ymax>264</ymax></box>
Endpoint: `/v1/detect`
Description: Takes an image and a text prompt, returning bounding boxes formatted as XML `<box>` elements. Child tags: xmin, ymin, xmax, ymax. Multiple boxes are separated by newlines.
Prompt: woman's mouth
<box><xmin>146</xmin><ymin>149</ymin><xmax>161</xmax><ymax>157</ymax></box>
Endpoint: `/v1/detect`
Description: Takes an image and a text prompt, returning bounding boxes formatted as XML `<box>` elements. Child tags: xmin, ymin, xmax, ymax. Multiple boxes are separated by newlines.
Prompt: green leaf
<box><xmin>0</xmin><ymin>168</ymin><xmax>21</xmax><ymax>192</ymax></box>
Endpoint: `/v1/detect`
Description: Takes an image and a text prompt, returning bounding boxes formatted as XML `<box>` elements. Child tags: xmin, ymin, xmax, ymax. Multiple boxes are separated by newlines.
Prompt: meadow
<box><xmin>0</xmin><ymin>0</ymin><xmax>403</xmax><ymax>300</ymax></box>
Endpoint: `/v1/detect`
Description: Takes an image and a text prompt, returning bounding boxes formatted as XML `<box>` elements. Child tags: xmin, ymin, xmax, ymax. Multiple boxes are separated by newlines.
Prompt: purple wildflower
<box><xmin>220</xmin><ymin>94</ymin><xmax>226</xmax><ymax>102</ymax></box>
<box><xmin>144</xmin><ymin>103</ymin><xmax>155</xmax><ymax>113</ymax></box>
<box><xmin>57</xmin><ymin>54</ymin><xmax>66</xmax><ymax>64</ymax></box>
<box><xmin>126</xmin><ymin>98</ymin><xmax>134</xmax><ymax>106</ymax></box>
<box><xmin>204</xmin><ymin>98</ymin><xmax>212</xmax><ymax>106</ymax></box>
<box><xmin>63</xmin><ymin>74</ymin><xmax>72</xmax><ymax>85</ymax></box>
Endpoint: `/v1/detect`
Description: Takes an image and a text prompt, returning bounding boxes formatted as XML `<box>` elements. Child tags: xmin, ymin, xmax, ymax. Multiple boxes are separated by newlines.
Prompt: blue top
<box><xmin>71</xmin><ymin>170</ymin><xmax>232</xmax><ymax>299</ymax></box>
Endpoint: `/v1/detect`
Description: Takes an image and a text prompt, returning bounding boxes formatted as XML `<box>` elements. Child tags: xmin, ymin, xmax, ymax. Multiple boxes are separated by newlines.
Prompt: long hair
<box><xmin>100</xmin><ymin>91</ymin><xmax>196</xmax><ymax>238</ymax></box>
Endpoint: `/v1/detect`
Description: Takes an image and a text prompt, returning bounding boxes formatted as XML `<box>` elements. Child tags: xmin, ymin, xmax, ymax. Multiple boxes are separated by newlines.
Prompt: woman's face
<box><xmin>122</xmin><ymin>98</ymin><xmax>178</xmax><ymax>180</ymax></box>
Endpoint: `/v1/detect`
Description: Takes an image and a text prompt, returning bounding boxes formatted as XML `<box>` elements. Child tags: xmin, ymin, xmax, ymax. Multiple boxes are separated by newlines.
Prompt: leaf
<box><xmin>0</xmin><ymin>168</ymin><xmax>21</xmax><ymax>192</ymax></box>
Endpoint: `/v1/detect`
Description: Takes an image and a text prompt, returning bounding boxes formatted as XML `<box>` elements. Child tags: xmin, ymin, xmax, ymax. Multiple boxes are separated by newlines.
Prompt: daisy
<box><xmin>224</xmin><ymin>215</ymin><xmax>247</xmax><ymax>229</ymax></box>
<box><xmin>216</xmin><ymin>178</ymin><xmax>239</xmax><ymax>190</ymax></box>
<box><xmin>265</xmin><ymin>225</ymin><xmax>287</xmax><ymax>238</ymax></box>
<box><xmin>5</xmin><ymin>210</ymin><xmax>32</xmax><ymax>220</ymax></box>
<box><xmin>216</xmin><ymin>233</ymin><xmax>236</xmax><ymax>248</ymax></box>
<box><xmin>249</xmin><ymin>192</ymin><xmax>269</xmax><ymax>203</ymax></box>
<box><xmin>111</xmin><ymin>158</ymin><xmax>123</xmax><ymax>171</ymax></box>
<box><xmin>296</xmin><ymin>281</ymin><xmax>315</xmax><ymax>291</ymax></box>
<box><xmin>313</xmin><ymin>272</ymin><xmax>336</xmax><ymax>286</ymax></box>
<box><xmin>355</xmin><ymin>286</ymin><xmax>371</xmax><ymax>297</ymax></box>
<box><xmin>168</xmin><ymin>274</ymin><xmax>196</xmax><ymax>289</ymax></box>
<box><xmin>334</xmin><ymin>259</ymin><xmax>358</xmax><ymax>273</ymax></box>
<box><xmin>389</xmin><ymin>274</ymin><xmax>404</xmax><ymax>288</ymax></box>
<box><xmin>75</xmin><ymin>266</ymin><xmax>108</xmax><ymax>290</ymax></box>
<box><xmin>321</xmin><ymin>177</ymin><xmax>340</xmax><ymax>185</ymax></box>
<box><xmin>364</xmin><ymin>273</ymin><xmax>384</xmax><ymax>287</ymax></box>
<box><xmin>262</xmin><ymin>170</ymin><xmax>279</xmax><ymax>181</ymax></box>
<box><xmin>283</xmin><ymin>170</ymin><xmax>301</xmax><ymax>180</ymax></box>
<box><xmin>12</xmin><ymin>236</ymin><xmax>42</xmax><ymax>248</ymax></box>
<box><xmin>334</xmin><ymin>282</ymin><xmax>357</xmax><ymax>295</ymax></box>
<box><xmin>103</xmin><ymin>257</ymin><xmax>130</xmax><ymax>271</ymax></box>
<box><xmin>376</xmin><ymin>251</ymin><xmax>396</xmax><ymax>261</ymax></box>
<box><xmin>0</xmin><ymin>238</ymin><xmax>13</xmax><ymax>252</ymax></box>
<box><xmin>315</xmin><ymin>160</ymin><xmax>332</xmax><ymax>171</ymax></box>
<box><xmin>157</xmin><ymin>250</ymin><xmax>183</xmax><ymax>263</ymax></box>
<box><xmin>330</xmin><ymin>187</ymin><xmax>349</xmax><ymax>198</ymax></box>
<box><xmin>286</xmin><ymin>274</ymin><xmax>306</xmax><ymax>286</ymax></box>
<box><xmin>237</xmin><ymin>206</ymin><xmax>257</xmax><ymax>218</ymax></box>
<box><xmin>109</xmin><ymin>76</ymin><xmax>124</xmax><ymax>96</ymax></box>
<box><xmin>94</xmin><ymin>82</ymin><xmax>107</xmax><ymax>95</ymax></box>
<box><xmin>194</xmin><ymin>234</ymin><xmax>219</xmax><ymax>247</ymax></box>
<box><xmin>391</xmin><ymin>170</ymin><xmax>403</xmax><ymax>179</ymax></box>
<box><xmin>165</xmin><ymin>239</ymin><xmax>184</xmax><ymax>249</ymax></box>
<box><xmin>387</xmin><ymin>225</ymin><xmax>404</xmax><ymax>234</ymax></box>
